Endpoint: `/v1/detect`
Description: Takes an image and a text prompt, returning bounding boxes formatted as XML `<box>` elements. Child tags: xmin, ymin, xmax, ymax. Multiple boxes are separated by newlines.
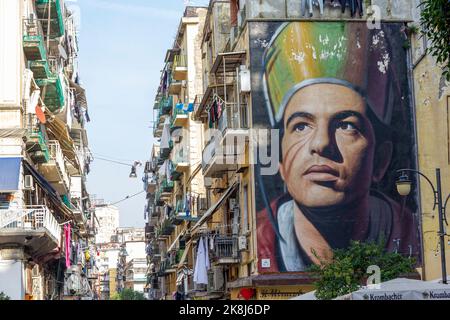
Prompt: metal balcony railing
<box><xmin>48</xmin><ymin>140</ymin><xmax>70</xmax><ymax>189</ymax></box>
<box><xmin>217</xmin><ymin>103</ymin><xmax>249</xmax><ymax>134</ymax></box>
<box><xmin>173</xmin><ymin>54</ymin><xmax>187</xmax><ymax>69</ymax></box>
<box><xmin>0</xmin><ymin>205</ymin><xmax>61</xmax><ymax>245</ymax></box>
<box><xmin>22</xmin><ymin>18</ymin><xmax>47</xmax><ymax>61</ymax></box>
<box><xmin>213</xmin><ymin>235</ymin><xmax>238</xmax><ymax>260</ymax></box>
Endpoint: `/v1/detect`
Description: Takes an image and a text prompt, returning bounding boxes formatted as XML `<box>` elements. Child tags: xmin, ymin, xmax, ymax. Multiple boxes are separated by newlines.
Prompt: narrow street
<box><xmin>0</xmin><ymin>0</ymin><xmax>450</xmax><ymax>304</ymax></box>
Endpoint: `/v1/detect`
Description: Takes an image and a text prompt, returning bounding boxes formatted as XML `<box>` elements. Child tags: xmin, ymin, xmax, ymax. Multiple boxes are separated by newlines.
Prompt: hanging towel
<box><xmin>193</xmin><ymin>237</ymin><xmax>210</xmax><ymax>285</ymax></box>
<box><xmin>160</xmin><ymin>117</ymin><xmax>171</xmax><ymax>149</ymax></box>
<box><xmin>217</xmin><ymin>100</ymin><xmax>222</xmax><ymax>118</ymax></box>
<box><xmin>64</xmin><ymin>224</ymin><xmax>71</xmax><ymax>268</ymax></box>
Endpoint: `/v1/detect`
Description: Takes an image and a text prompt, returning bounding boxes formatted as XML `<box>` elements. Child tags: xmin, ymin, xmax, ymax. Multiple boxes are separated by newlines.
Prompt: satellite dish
<box><xmin>35</xmin><ymin>105</ymin><xmax>46</xmax><ymax>124</ymax></box>
<box><xmin>58</xmin><ymin>44</ymin><xmax>68</xmax><ymax>60</ymax></box>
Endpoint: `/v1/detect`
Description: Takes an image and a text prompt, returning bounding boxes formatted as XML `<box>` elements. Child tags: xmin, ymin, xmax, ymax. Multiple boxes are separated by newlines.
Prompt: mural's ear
<box><xmin>372</xmin><ymin>141</ymin><xmax>393</xmax><ymax>183</ymax></box>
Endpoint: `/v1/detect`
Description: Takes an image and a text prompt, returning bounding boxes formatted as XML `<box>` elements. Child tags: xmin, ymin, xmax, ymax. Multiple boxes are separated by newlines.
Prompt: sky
<box><xmin>72</xmin><ymin>0</ymin><xmax>209</xmax><ymax>227</ymax></box>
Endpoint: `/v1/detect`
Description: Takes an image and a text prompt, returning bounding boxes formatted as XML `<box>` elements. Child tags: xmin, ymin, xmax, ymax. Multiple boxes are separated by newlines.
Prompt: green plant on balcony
<box><xmin>420</xmin><ymin>0</ymin><xmax>450</xmax><ymax>81</ymax></box>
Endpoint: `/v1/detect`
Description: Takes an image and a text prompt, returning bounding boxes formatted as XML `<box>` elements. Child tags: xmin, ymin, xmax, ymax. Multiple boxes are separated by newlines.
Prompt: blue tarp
<box><xmin>0</xmin><ymin>157</ymin><xmax>22</xmax><ymax>192</ymax></box>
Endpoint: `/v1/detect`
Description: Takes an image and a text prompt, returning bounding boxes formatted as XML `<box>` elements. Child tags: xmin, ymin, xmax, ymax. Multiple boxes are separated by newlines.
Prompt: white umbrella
<box><xmin>338</xmin><ymin>278</ymin><xmax>450</xmax><ymax>300</ymax></box>
<box><xmin>290</xmin><ymin>290</ymin><xmax>318</xmax><ymax>300</ymax></box>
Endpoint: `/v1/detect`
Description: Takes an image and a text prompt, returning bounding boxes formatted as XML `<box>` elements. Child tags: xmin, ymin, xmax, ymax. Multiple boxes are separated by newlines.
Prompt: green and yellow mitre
<box><xmin>263</xmin><ymin>22</ymin><xmax>397</xmax><ymax>127</ymax></box>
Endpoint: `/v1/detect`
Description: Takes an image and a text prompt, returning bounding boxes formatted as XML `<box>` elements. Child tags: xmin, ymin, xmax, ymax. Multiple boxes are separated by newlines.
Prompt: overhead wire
<box><xmin>90</xmin><ymin>152</ymin><xmax>135</xmax><ymax>163</ymax></box>
<box><xmin>110</xmin><ymin>190</ymin><xmax>146</xmax><ymax>206</ymax></box>
<box><xmin>92</xmin><ymin>156</ymin><xmax>133</xmax><ymax>167</ymax></box>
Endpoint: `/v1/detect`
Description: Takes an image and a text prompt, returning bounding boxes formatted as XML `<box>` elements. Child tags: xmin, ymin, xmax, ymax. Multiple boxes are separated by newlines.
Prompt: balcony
<box><xmin>35</xmin><ymin>0</ymin><xmax>65</xmax><ymax>38</ymax></box>
<box><xmin>161</xmin><ymin>178</ymin><xmax>174</xmax><ymax>192</ymax></box>
<box><xmin>171</xmin><ymin>147</ymin><xmax>189</xmax><ymax>181</ymax></box>
<box><xmin>153</xmin><ymin>119</ymin><xmax>163</xmax><ymax>138</ymax></box>
<box><xmin>24</xmin><ymin>128</ymin><xmax>50</xmax><ymax>164</ymax></box>
<box><xmin>159</xmin><ymin>140</ymin><xmax>173</xmax><ymax>160</ymax></box>
<box><xmin>193</xmin><ymin>73</ymin><xmax>237</xmax><ymax>121</ymax></box>
<box><xmin>22</xmin><ymin>19</ymin><xmax>47</xmax><ymax>61</ymax></box>
<box><xmin>0</xmin><ymin>205</ymin><xmax>61</xmax><ymax>256</ymax></box>
<box><xmin>159</xmin><ymin>219</ymin><xmax>175</xmax><ymax>237</ymax></box>
<box><xmin>159</xmin><ymin>96</ymin><xmax>173</xmax><ymax>115</ymax></box>
<box><xmin>212</xmin><ymin>236</ymin><xmax>239</xmax><ymax>265</ymax></box>
<box><xmin>168</xmin><ymin>77</ymin><xmax>183</xmax><ymax>95</ymax></box>
<box><xmin>144</xmin><ymin>174</ymin><xmax>157</xmax><ymax>193</ymax></box>
<box><xmin>154</xmin><ymin>189</ymin><xmax>165</xmax><ymax>206</ymax></box>
<box><xmin>29</xmin><ymin>60</ymin><xmax>51</xmax><ymax>79</ymax></box>
<box><xmin>171</xmin><ymin>107</ymin><xmax>189</xmax><ymax>128</ymax></box>
<box><xmin>202</xmin><ymin>104</ymin><xmax>249</xmax><ymax>177</ymax></box>
<box><xmin>170</xmin><ymin>200</ymin><xmax>199</xmax><ymax>225</ymax></box>
<box><xmin>172</xmin><ymin>54</ymin><xmax>187</xmax><ymax>81</ymax></box>
<box><xmin>35</xmin><ymin>74</ymin><xmax>65</xmax><ymax>113</ymax></box>
<box><xmin>38</xmin><ymin>140</ymin><xmax>70</xmax><ymax>195</ymax></box>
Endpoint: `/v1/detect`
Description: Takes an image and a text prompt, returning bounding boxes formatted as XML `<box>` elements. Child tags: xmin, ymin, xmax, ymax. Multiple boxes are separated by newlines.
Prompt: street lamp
<box><xmin>395</xmin><ymin>168</ymin><xmax>449</xmax><ymax>284</ymax></box>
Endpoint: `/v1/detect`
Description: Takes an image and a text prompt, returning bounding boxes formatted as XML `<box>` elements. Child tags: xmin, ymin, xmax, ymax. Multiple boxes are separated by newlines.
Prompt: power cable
<box><xmin>91</xmin><ymin>152</ymin><xmax>135</xmax><ymax>163</ymax></box>
<box><xmin>93</xmin><ymin>156</ymin><xmax>133</xmax><ymax>167</ymax></box>
<box><xmin>110</xmin><ymin>190</ymin><xmax>145</xmax><ymax>206</ymax></box>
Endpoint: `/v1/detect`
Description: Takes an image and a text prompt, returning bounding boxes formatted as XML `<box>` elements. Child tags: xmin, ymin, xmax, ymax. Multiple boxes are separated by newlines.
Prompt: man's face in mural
<box><xmin>279</xmin><ymin>83</ymin><xmax>390</xmax><ymax>208</ymax></box>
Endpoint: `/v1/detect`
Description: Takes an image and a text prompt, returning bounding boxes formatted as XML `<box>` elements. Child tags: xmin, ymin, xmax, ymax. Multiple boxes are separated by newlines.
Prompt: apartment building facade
<box><xmin>145</xmin><ymin>0</ymin><xmax>450</xmax><ymax>300</ymax></box>
<box><xmin>0</xmin><ymin>0</ymin><xmax>96</xmax><ymax>300</ymax></box>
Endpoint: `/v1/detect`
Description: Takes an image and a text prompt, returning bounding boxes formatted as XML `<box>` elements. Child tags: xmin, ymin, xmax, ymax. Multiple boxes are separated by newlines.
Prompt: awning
<box><xmin>211</xmin><ymin>51</ymin><xmax>246</xmax><ymax>74</ymax></box>
<box><xmin>23</xmin><ymin>160</ymin><xmax>73</xmax><ymax>220</ymax></box>
<box><xmin>44</xmin><ymin>110</ymin><xmax>80</xmax><ymax>172</ymax></box>
<box><xmin>0</xmin><ymin>157</ymin><xmax>22</xmax><ymax>192</ymax></box>
<box><xmin>191</xmin><ymin>182</ymin><xmax>238</xmax><ymax>233</ymax></box>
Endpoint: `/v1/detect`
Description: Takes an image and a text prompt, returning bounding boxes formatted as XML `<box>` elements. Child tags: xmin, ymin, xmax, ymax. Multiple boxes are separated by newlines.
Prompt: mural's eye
<box><xmin>293</xmin><ymin>122</ymin><xmax>310</xmax><ymax>132</ymax></box>
<box><xmin>337</xmin><ymin>121</ymin><xmax>358</xmax><ymax>132</ymax></box>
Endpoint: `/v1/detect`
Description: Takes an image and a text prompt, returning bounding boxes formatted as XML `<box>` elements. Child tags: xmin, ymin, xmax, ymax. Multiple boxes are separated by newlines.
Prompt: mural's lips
<box><xmin>303</xmin><ymin>165</ymin><xmax>339</xmax><ymax>182</ymax></box>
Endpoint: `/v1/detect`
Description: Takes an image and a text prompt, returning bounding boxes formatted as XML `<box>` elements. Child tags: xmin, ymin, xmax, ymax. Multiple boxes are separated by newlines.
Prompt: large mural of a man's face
<box><xmin>279</xmin><ymin>83</ymin><xmax>392</xmax><ymax>208</ymax></box>
<box><xmin>253</xmin><ymin>22</ymin><xmax>421</xmax><ymax>273</ymax></box>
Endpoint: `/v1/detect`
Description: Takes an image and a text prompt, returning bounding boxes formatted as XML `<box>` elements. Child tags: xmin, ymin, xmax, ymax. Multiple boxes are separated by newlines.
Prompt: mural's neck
<box><xmin>295</xmin><ymin>198</ymin><xmax>370</xmax><ymax>250</ymax></box>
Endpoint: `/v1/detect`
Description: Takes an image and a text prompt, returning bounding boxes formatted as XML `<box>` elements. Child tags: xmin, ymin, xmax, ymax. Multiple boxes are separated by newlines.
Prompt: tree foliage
<box><xmin>308</xmin><ymin>240</ymin><xmax>416</xmax><ymax>300</ymax></box>
<box><xmin>0</xmin><ymin>292</ymin><xmax>10</xmax><ymax>300</ymax></box>
<box><xmin>420</xmin><ymin>0</ymin><xmax>450</xmax><ymax>81</ymax></box>
<box><xmin>112</xmin><ymin>288</ymin><xmax>146</xmax><ymax>300</ymax></box>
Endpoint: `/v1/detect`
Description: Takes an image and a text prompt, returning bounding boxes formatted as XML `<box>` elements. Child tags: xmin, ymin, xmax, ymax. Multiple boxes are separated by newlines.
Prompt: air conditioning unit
<box><xmin>207</xmin><ymin>266</ymin><xmax>224</xmax><ymax>293</ymax></box>
<box><xmin>24</xmin><ymin>175</ymin><xmax>34</xmax><ymax>190</ymax></box>
<box><xmin>238</xmin><ymin>236</ymin><xmax>247</xmax><ymax>251</ymax></box>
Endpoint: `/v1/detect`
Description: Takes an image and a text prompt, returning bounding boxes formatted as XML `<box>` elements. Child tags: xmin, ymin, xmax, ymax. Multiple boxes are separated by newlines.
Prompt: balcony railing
<box><xmin>172</xmin><ymin>54</ymin><xmax>188</xmax><ymax>81</ymax></box>
<box><xmin>22</xmin><ymin>19</ymin><xmax>47</xmax><ymax>61</ymax></box>
<box><xmin>0</xmin><ymin>205</ymin><xmax>61</xmax><ymax>245</ymax></box>
<box><xmin>46</xmin><ymin>140</ymin><xmax>71</xmax><ymax>192</ymax></box>
<box><xmin>212</xmin><ymin>235</ymin><xmax>239</xmax><ymax>264</ymax></box>
<box><xmin>217</xmin><ymin>103</ymin><xmax>248</xmax><ymax>134</ymax></box>
<box><xmin>171</xmin><ymin>107</ymin><xmax>189</xmax><ymax>128</ymax></box>
<box><xmin>159</xmin><ymin>96</ymin><xmax>173</xmax><ymax>115</ymax></box>
<box><xmin>25</xmin><ymin>121</ymin><xmax>50</xmax><ymax>164</ymax></box>
<box><xmin>36</xmin><ymin>0</ymin><xmax>65</xmax><ymax>38</ymax></box>
<box><xmin>35</xmin><ymin>74</ymin><xmax>65</xmax><ymax>112</ymax></box>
